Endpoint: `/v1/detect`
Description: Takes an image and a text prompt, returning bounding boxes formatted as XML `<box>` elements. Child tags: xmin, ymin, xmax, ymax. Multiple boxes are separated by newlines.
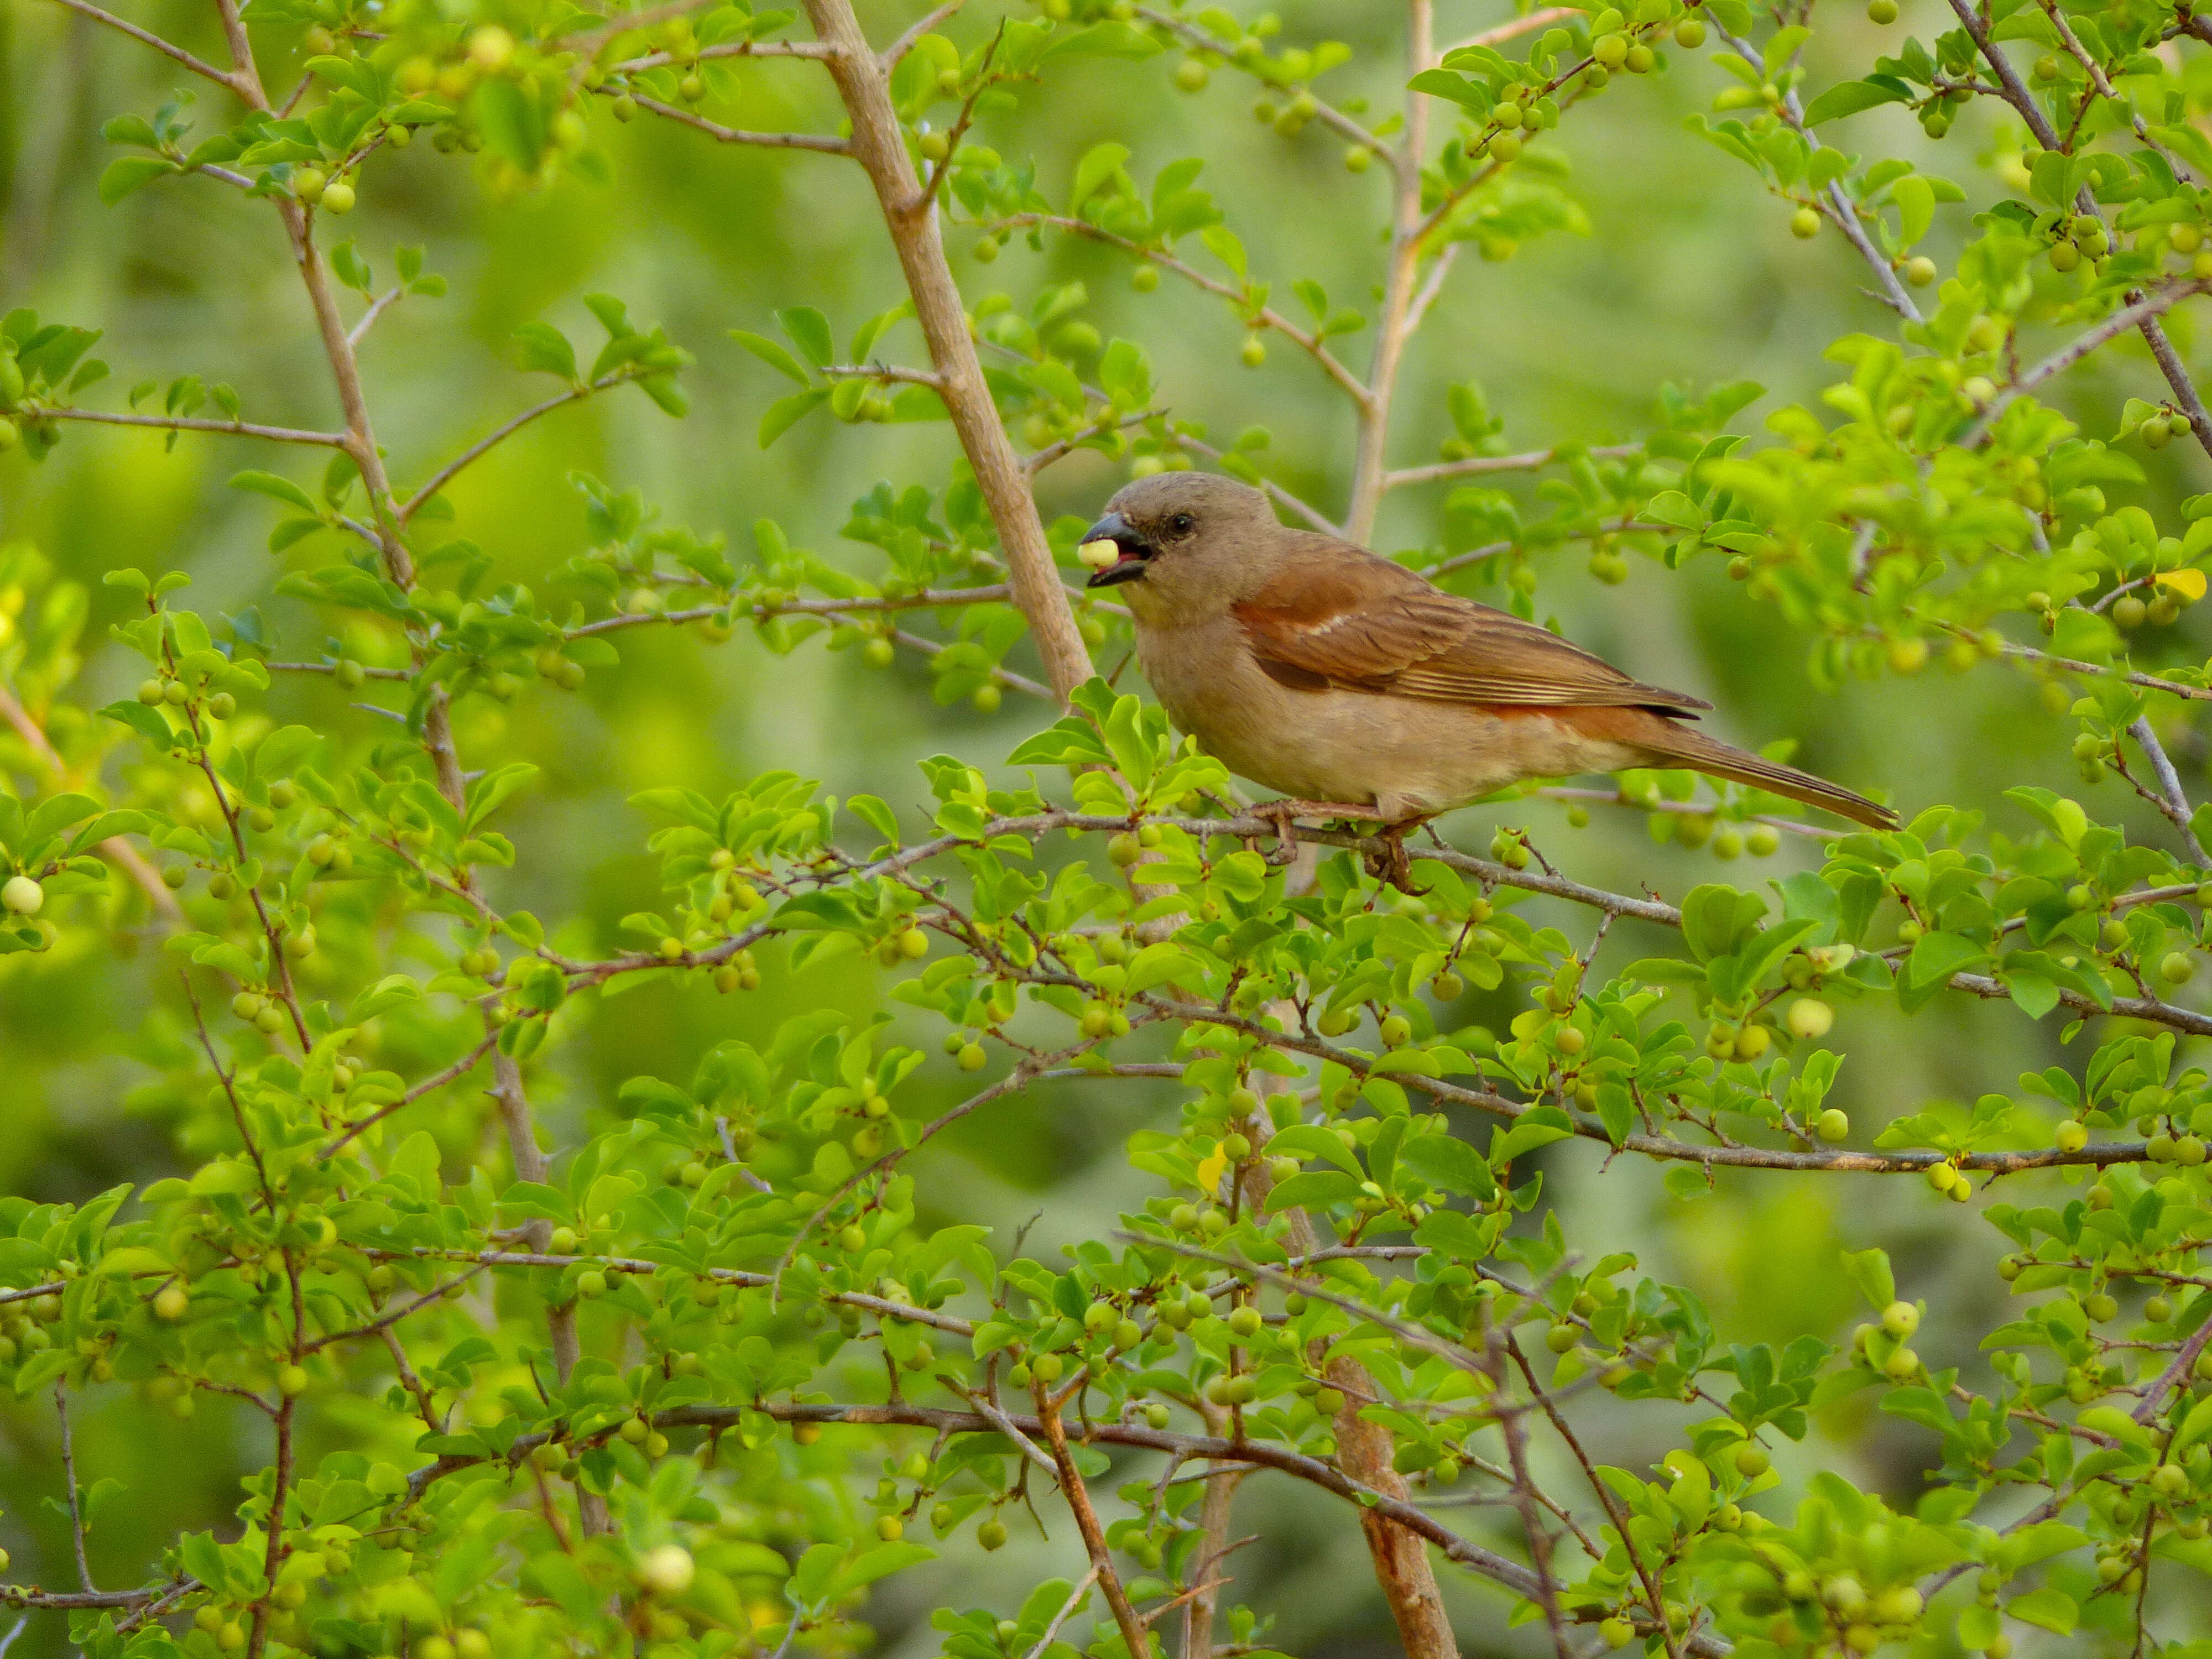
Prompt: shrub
<box><xmin>6</xmin><ymin>0</ymin><xmax>2212</xmax><ymax>1655</ymax></box>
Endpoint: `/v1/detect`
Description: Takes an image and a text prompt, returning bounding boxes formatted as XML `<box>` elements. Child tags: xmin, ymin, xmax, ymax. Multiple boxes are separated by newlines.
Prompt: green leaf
<box><xmin>778</xmin><ymin>307</ymin><xmax>835</xmax><ymax>368</ymax></box>
<box><xmin>229</xmin><ymin>470</ymin><xmax>320</xmax><ymax>513</ymax></box>
<box><xmin>1491</xmin><ymin>1109</ymin><xmax>1574</xmax><ymax>1165</ymax></box>
<box><xmin>1839</xmin><ymin>1246</ymin><xmax>1894</xmax><ymax>1311</ymax></box>
<box><xmin>1397</xmin><ymin>1133</ymin><xmax>1494</xmax><ymax>1197</ymax></box>
<box><xmin>463</xmin><ymin>763</ymin><xmax>539</xmax><ymax>833</ymax></box>
<box><xmin>473</xmin><ymin>78</ymin><xmax>545</xmax><ymax>172</ymax></box>
<box><xmin>1071</xmin><ymin>141</ymin><xmax>1130</xmax><ymax>208</ymax></box>
<box><xmin>1801</xmin><ymin>77</ymin><xmax>1911</xmax><ymax>125</ymax></box>
<box><xmin>2005</xmin><ymin>1588</ymin><xmax>2077</xmax><ymax>1635</ymax></box>
<box><xmin>1905</xmin><ymin>930</ymin><xmax>1990</xmax><ymax>991</ymax></box>
<box><xmin>845</xmin><ymin>795</ymin><xmax>901</xmax><ymax>843</ymax></box>
<box><xmin>514</xmin><ymin>322</ymin><xmax>578</xmax><ymax>382</ymax></box>
<box><xmin>731</xmin><ymin>330</ymin><xmax>812</xmax><ymax>386</ymax></box>
<box><xmin>759</xmin><ymin>386</ymin><xmax>831</xmax><ymax>447</ymax></box>
<box><xmin>98</xmin><ymin>155</ymin><xmax>177</xmax><ymax>205</ymax></box>
<box><xmin>1892</xmin><ymin>175</ymin><xmax>1935</xmax><ymax>248</ymax></box>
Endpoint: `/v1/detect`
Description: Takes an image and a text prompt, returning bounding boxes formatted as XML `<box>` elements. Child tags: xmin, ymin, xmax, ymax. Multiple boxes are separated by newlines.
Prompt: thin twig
<box><xmin>2128</xmin><ymin>717</ymin><xmax>2209</xmax><ymax>865</ymax></box>
<box><xmin>35</xmin><ymin>407</ymin><xmax>349</xmax><ymax>445</ymax></box>
<box><xmin>629</xmin><ymin>95</ymin><xmax>853</xmax><ymax>152</ymax></box>
<box><xmin>55</xmin><ymin>1380</ymin><xmax>95</xmax><ymax>1593</ymax></box>
<box><xmin>41</xmin><ymin>0</ymin><xmax>243</xmax><ymax>90</ymax></box>
<box><xmin>1020</xmin><ymin>1567</ymin><xmax>1098</xmax><ymax>1659</ymax></box>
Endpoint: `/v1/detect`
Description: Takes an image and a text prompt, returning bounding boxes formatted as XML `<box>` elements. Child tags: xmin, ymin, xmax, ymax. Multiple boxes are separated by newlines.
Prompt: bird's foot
<box><xmin>1250</xmin><ymin>799</ymin><xmax>1389</xmax><ymax>867</ymax></box>
<box><xmin>1361</xmin><ymin>816</ymin><xmax>1436</xmax><ymax>895</ymax></box>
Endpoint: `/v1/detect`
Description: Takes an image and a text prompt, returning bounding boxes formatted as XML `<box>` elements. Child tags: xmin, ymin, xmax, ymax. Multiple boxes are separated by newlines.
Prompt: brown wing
<box><xmin>1231</xmin><ymin>542</ymin><xmax>1712</xmax><ymax>716</ymax></box>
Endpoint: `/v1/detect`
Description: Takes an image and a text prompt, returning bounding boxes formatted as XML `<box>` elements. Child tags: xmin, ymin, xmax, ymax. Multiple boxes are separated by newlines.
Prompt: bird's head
<box><xmin>1076</xmin><ymin>472</ymin><xmax>1283</xmax><ymax>624</ymax></box>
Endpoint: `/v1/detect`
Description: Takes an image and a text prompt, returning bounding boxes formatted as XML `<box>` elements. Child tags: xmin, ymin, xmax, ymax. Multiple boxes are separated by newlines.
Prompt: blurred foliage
<box><xmin>16</xmin><ymin>0</ymin><xmax>2212</xmax><ymax>1657</ymax></box>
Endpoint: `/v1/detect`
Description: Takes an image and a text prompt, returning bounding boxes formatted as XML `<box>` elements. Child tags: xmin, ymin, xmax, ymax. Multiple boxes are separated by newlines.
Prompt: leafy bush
<box><xmin>8</xmin><ymin>0</ymin><xmax>2212</xmax><ymax>1656</ymax></box>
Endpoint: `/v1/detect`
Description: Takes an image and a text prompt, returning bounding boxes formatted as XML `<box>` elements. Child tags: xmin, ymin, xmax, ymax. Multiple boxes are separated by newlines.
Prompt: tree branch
<box><xmin>1384</xmin><ymin>443</ymin><xmax>1639</xmax><ymax>492</ymax></box>
<box><xmin>991</xmin><ymin>213</ymin><xmax>1371</xmax><ymax>409</ymax></box>
<box><xmin>35</xmin><ymin>406</ymin><xmax>349</xmax><ymax>445</ymax></box>
<box><xmin>1035</xmin><ymin>1385</ymin><xmax>1153</xmax><ymax>1658</ymax></box>
<box><xmin>2128</xmin><ymin>716</ymin><xmax>2208</xmax><ymax>865</ymax></box>
<box><xmin>40</xmin><ymin>0</ymin><xmax>244</xmax><ymax>92</ymax></box>
<box><xmin>801</xmin><ymin>0</ymin><xmax>1093</xmax><ymax>705</ymax></box>
<box><xmin>1347</xmin><ymin>0</ymin><xmax>1436</xmax><ymax>543</ymax></box>
<box><xmin>629</xmin><ymin>95</ymin><xmax>853</xmax><ymax>152</ymax></box>
<box><xmin>398</xmin><ymin>371</ymin><xmax>644</xmax><ymax>520</ymax></box>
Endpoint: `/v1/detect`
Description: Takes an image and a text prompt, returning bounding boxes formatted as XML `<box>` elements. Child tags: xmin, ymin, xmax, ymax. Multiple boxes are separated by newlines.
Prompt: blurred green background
<box><xmin>4</xmin><ymin>0</ymin><xmax>2209</xmax><ymax>1651</ymax></box>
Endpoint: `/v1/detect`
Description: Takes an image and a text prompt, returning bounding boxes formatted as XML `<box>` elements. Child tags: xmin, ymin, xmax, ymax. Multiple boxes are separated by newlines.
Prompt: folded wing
<box><xmin>1230</xmin><ymin>542</ymin><xmax>1712</xmax><ymax>716</ymax></box>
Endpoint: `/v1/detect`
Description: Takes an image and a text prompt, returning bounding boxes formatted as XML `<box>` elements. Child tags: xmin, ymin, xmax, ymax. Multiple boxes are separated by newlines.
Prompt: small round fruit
<box><xmin>154</xmin><ymin>1283</ymin><xmax>189</xmax><ymax>1321</ymax></box>
<box><xmin>2</xmin><ymin>875</ymin><xmax>43</xmax><ymax>915</ymax></box>
<box><xmin>1881</xmin><ymin>1300</ymin><xmax>1919</xmax><ymax>1339</ymax></box>
<box><xmin>1786</xmin><ymin>999</ymin><xmax>1834</xmax><ymax>1040</ymax></box>
<box><xmin>978</xmin><ymin>1518</ymin><xmax>1009</xmax><ymax>1550</ymax></box>
<box><xmin>640</xmin><ymin>1544</ymin><xmax>695</xmax><ymax>1595</ymax></box>
<box><xmin>1816</xmin><ymin>1107</ymin><xmax>1850</xmax><ymax>1142</ymax></box>
<box><xmin>1903</xmin><ymin>255</ymin><xmax>1937</xmax><ymax>286</ymax></box>
<box><xmin>1241</xmin><ymin>336</ymin><xmax>1267</xmax><ymax>368</ymax></box>
<box><xmin>1174</xmin><ymin>58</ymin><xmax>1209</xmax><ymax>91</ymax></box>
<box><xmin>1791</xmin><ymin>207</ymin><xmax>1821</xmax><ymax>239</ymax></box>
<box><xmin>1674</xmin><ymin>16</ymin><xmax>1705</xmax><ymax>45</ymax></box>
<box><xmin>1734</xmin><ymin>1444</ymin><xmax>1770</xmax><ymax>1477</ymax></box>
<box><xmin>278</xmin><ymin>1364</ymin><xmax>309</xmax><ymax>1396</ymax></box>
<box><xmin>1867</xmin><ymin>0</ymin><xmax>1897</xmax><ymax>20</ymax></box>
<box><xmin>317</xmin><ymin>181</ymin><xmax>356</xmax><ymax>215</ymax></box>
<box><xmin>2055</xmin><ymin>1120</ymin><xmax>2088</xmax><ymax>1153</ymax></box>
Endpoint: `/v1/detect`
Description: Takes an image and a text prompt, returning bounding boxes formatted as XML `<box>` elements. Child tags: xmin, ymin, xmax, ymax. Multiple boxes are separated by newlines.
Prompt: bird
<box><xmin>1076</xmin><ymin>472</ymin><xmax>1896</xmax><ymax>885</ymax></box>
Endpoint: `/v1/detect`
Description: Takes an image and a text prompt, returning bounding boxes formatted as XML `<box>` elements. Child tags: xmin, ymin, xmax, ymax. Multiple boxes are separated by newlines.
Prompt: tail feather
<box><xmin>1645</xmin><ymin>726</ymin><xmax>1897</xmax><ymax>831</ymax></box>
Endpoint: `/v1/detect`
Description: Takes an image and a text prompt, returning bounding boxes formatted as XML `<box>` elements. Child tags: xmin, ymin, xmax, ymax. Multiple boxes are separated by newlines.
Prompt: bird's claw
<box><xmin>1362</xmin><ymin>829</ymin><xmax>1422</xmax><ymax>895</ymax></box>
<box><xmin>1249</xmin><ymin>800</ymin><xmax>1386</xmax><ymax>868</ymax></box>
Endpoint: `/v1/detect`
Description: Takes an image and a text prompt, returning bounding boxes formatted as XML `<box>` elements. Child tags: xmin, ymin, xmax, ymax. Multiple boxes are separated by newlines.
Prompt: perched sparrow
<box><xmin>1078</xmin><ymin>473</ymin><xmax>1894</xmax><ymax>877</ymax></box>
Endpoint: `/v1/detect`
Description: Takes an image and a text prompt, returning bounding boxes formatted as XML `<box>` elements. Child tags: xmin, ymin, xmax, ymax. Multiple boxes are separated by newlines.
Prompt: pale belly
<box><xmin>1137</xmin><ymin>622</ymin><xmax>1646</xmax><ymax>820</ymax></box>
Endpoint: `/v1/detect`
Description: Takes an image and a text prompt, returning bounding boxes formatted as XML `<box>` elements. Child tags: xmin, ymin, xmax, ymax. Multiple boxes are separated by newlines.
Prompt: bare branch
<box><xmin>55</xmin><ymin>1381</ymin><xmax>95</xmax><ymax>1593</ymax></box>
<box><xmin>399</xmin><ymin>371</ymin><xmax>644</xmax><ymax>520</ymax></box>
<box><xmin>1346</xmin><ymin>0</ymin><xmax>1437</xmax><ymax>544</ymax></box>
<box><xmin>2128</xmin><ymin>716</ymin><xmax>2209</xmax><ymax>865</ymax></box>
<box><xmin>802</xmin><ymin>0</ymin><xmax>1093</xmax><ymax>704</ymax></box>
<box><xmin>1442</xmin><ymin>6</ymin><xmax>1585</xmax><ymax>53</ymax></box>
<box><xmin>1966</xmin><ymin>280</ymin><xmax>2209</xmax><ymax>444</ymax></box>
<box><xmin>629</xmin><ymin>94</ymin><xmax>853</xmax><ymax>152</ymax></box>
<box><xmin>881</xmin><ymin>0</ymin><xmax>965</xmax><ymax>70</ymax></box>
<box><xmin>35</xmin><ymin>407</ymin><xmax>348</xmax><ymax>446</ymax></box>
<box><xmin>1021</xmin><ymin>1569</ymin><xmax>1098</xmax><ymax>1659</ymax></box>
<box><xmin>992</xmin><ymin>213</ymin><xmax>1373</xmax><ymax>409</ymax></box>
<box><xmin>347</xmin><ymin>286</ymin><xmax>406</xmax><ymax>348</ymax></box>
<box><xmin>1385</xmin><ymin>443</ymin><xmax>1639</xmax><ymax>492</ymax></box>
<box><xmin>41</xmin><ymin>0</ymin><xmax>244</xmax><ymax>92</ymax></box>
<box><xmin>1034</xmin><ymin>1386</ymin><xmax>1154</xmax><ymax>1659</ymax></box>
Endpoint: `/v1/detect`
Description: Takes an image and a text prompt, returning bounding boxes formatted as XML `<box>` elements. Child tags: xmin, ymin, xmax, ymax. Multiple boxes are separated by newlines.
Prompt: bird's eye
<box><xmin>1170</xmin><ymin>513</ymin><xmax>1194</xmax><ymax>534</ymax></box>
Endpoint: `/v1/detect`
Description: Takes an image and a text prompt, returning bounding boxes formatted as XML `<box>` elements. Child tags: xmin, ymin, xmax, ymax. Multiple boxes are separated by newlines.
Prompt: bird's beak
<box><xmin>1078</xmin><ymin>512</ymin><xmax>1153</xmax><ymax>588</ymax></box>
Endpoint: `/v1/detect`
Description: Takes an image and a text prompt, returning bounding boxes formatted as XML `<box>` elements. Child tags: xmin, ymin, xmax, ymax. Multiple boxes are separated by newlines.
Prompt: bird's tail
<box><xmin>1641</xmin><ymin>724</ymin><xmax>1898</xmax><ymax>831</ymax></box>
